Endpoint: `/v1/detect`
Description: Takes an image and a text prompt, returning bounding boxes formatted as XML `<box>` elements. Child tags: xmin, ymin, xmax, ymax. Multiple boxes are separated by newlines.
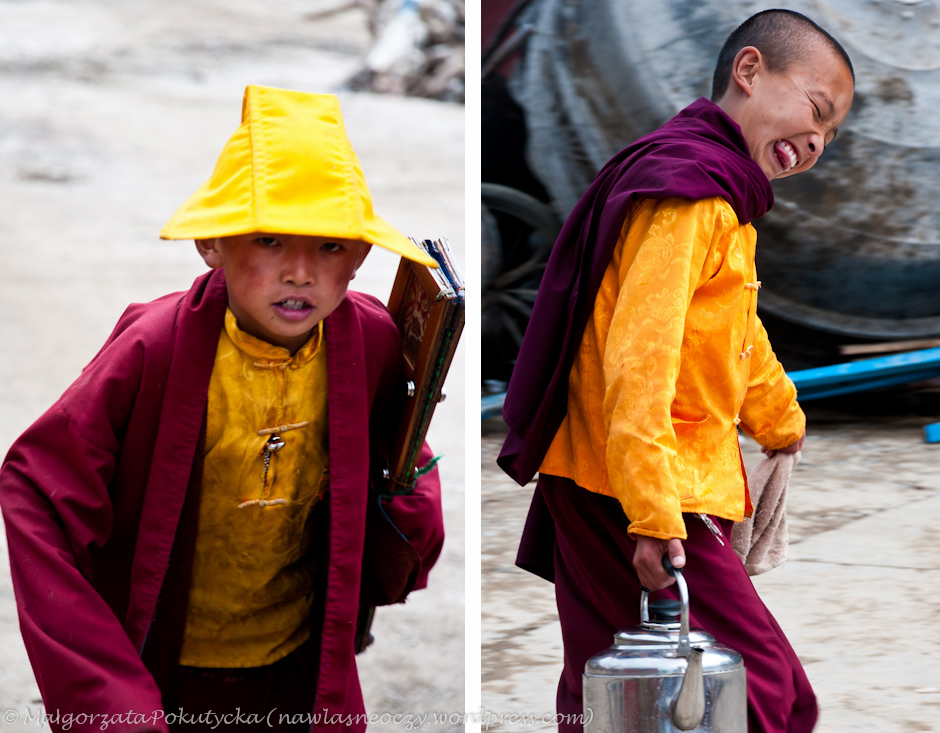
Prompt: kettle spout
<box><xmin>671</xmin><ymin>647</ymin><xmax>705</xmax><ymax>731</ymax></box>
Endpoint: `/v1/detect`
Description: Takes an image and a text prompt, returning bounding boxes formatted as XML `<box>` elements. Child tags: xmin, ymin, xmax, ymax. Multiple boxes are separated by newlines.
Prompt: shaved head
<box><xmin>711</xmin><ymin>9</ymin><xmax>854</xmax><ymax>101</ymax></box>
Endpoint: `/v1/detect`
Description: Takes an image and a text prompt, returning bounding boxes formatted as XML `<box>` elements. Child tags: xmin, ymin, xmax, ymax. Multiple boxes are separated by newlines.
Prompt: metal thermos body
<box><xmin>583</xmin><ymin>563</ymin><xmax>746</xmax><ymax>732</ymax></box>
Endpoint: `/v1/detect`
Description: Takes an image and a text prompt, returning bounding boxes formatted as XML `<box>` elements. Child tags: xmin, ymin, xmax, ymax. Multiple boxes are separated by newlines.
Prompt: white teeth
<box><xmin>280</xmin><ymin>299</ymin><xmax>307</xmax><ymax>310</ymax></box>
<box><xmin>780</xmin><ymin>140</ymin><xmax>797</xmax><ymax>170</ymax></box>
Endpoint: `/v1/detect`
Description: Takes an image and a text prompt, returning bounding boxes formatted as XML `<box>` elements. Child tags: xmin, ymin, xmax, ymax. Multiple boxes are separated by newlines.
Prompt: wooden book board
<box><xmin>385</xmin><ymin>237</ymin><xmax>465</xmax><ymax>492</ymax></box>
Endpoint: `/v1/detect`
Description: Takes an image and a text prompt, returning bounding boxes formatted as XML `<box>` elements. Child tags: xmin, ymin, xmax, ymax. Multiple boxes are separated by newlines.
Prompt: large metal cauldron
<box><xmin>583</xmin><ymin>562</ymin><xmax>745</xmax><ymax>732</ymax></box>
<box><xmin>510</xmin><ymin>0</ymin><xmax>940</xmax><ymax>361</ymax></box>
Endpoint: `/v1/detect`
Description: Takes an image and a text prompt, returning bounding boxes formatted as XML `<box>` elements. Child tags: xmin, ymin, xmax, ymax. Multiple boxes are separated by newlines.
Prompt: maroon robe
<box><xmin>0</xmin><ymin>268</ymin><xmax>444</xmax><ymax>733</ymax></box>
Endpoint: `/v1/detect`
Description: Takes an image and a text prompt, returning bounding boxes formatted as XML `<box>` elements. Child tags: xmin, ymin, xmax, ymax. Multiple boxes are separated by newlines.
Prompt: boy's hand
<box><xmin>761</xmin><ymin>431</ymin><xmax>805</xmax><ymax>458</ymax></box>
<box><xmin>633</xmin><ymin>535</ymin><xmax>685</xmax><ymax>591</ymax></box>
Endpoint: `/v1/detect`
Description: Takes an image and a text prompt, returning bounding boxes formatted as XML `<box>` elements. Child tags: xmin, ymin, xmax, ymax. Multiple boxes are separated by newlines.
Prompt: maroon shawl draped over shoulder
<box><xmin>497</xmin><ymin>98</ymin><xmax>773</xmax><ymax>484</ymax></box>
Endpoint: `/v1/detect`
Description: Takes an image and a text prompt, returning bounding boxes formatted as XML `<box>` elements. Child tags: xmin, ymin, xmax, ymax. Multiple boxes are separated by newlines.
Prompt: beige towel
<box><xmin>731</xmin><ymin>451</ymin><xmax>801</xmax><ymax>576</ymax></box>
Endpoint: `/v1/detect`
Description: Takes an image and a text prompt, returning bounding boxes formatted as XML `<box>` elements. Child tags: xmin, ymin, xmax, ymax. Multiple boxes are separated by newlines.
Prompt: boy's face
<box><xmin>721</xmin><ymin>43</ymin><xmax>854</xmax><ymax>181</ymax></box>
<box><xmin>196</xmin><ymin>233</ymin><xmax>371</xmax><ymax>354</ymax></box>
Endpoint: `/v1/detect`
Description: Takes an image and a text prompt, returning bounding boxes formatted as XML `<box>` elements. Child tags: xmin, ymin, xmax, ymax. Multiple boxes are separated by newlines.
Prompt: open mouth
<box><xmin>277</xmin><ymin>298</ymin><xmax>311</xmax><ymax>311</ymax></box>
<box><xmin>273</xmin><ymin>298</ymin><xmax>314</xmax><ymax>320</ymax></box>
<box><xmin>773</xmin><ymin>140</ymin><xmax>799</xmax><ymax>173</ymax></box>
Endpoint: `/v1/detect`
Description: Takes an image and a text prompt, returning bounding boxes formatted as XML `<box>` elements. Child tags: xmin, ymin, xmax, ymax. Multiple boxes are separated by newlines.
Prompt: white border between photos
<box><xmin>464</xmin><ymin>1</ymin><xmax>483</xmax><ymax>728</ymax></box>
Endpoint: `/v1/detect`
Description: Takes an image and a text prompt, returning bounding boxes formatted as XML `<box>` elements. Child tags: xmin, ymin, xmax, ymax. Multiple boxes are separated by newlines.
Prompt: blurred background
<box><xmin>482</xmin><ymin>0</ymin><xmax>940</xmax><ymax>379</ymax></box>
<box><xmin>481</xmin><ymin>1</ymin><xmax>940</xmax><ymax>731</ymax></box>
<box><xmin>0</xmin><ymin>0</ymin><xmax>464</xmax><ymax>730</ymax></box>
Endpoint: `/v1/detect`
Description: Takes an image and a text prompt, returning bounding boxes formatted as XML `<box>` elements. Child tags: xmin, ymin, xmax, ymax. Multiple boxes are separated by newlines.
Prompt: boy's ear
<box><xmin>352</xmin><ymin>243</ymin><xmax>372</xmax><ymax>275</ymax></box>
<box><xmin>731</xmin><ymin>46</ymin><xmax>763</xmax><ymax>97</ymax></box>
<box><xmin>195</xmin><ymin>238</ymin><xmax>224</xmax><ymax>269</ymax></box>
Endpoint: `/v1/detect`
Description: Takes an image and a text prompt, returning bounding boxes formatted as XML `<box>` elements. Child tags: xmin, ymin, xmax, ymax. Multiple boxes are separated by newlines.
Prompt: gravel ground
<box><xmin>0</xmin><ymin>2</ymin><xmax>464</xmax><ymax>731</ymax></box>
<box><xmin>482</xmin><ymin>390</ymin><xmax>940</xmax><ymax>732</ymax></box>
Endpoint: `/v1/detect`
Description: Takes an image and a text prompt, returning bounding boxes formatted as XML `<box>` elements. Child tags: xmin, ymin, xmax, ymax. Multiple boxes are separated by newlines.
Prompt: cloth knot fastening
<box><xmin>740</xmin><ymin>345</ymin><xmax>754</xmax><ymax>360</ymax></box>
<box><xmin>253</xmin><ymin>360</ymin><xmax>292</xmax><ymax>371</ymax></box>
<box><xmin>238</xmin><ymin>497</ymin><xmax>288</xmax><ymax>509</ymax></box>
<box><xmin>242</xmin><ymin>423</ymin><xmax>312</xmax><ymax>509</ymax></box>
<box><xmin>744</xmin><ymin>281</ymin><xmax>762</xmax><ymax>291</ymax></box>
<box><xmin>257</xmin><ymin>422</ymin><xmax>310</xmax><ymax>436</ymax></box>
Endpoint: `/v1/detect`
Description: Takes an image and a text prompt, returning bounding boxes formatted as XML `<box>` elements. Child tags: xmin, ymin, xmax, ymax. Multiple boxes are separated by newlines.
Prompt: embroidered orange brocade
<box><xmin>540</xmin><ymin>197</ymin><xmax>805</xmax><ymax>540</ymax></box>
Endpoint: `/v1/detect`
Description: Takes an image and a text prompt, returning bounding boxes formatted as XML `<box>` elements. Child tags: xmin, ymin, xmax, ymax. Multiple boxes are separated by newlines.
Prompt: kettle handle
<box><xmin>639</xmin><ymin>556</ymin><xmax>692</xmax><ymax>657</ymax></box>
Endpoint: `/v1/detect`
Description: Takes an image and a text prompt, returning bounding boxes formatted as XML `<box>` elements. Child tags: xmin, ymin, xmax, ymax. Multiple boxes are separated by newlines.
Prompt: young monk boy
<box><xmin>0</xmin><ymin>85</ymin><xmax>444</xmax><ymax>733</ymax></box>
<box><xmin>499</xmin><ymin>10</ymin><xmax>854</xmax><ymax>732</ymax></box>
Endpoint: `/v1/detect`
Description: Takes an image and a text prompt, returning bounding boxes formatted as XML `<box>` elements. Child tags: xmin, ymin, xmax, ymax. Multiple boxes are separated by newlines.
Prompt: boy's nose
<box><xmin>806</xmin><ymin>132</ymin><xmax>825</xmax><ymax>159</ymax></box>
<box><xmin>283</xmin><ymin>250</ymin><xmax>315</xmax><ymax>285</ymax></box>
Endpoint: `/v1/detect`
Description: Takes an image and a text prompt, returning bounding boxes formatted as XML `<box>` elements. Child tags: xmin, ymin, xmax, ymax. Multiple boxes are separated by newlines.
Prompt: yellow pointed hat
<box><xmin>160</xmin><ymin>85</ymin><xmax>436</xmax><ymax>267</ymax></box>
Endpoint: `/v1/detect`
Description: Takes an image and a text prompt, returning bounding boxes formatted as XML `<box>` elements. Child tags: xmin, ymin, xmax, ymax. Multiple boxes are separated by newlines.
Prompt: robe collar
<box><xmin>224</xmin><ymin>308</ymin><xmax>324</xmax><ymax>367</ymax></box>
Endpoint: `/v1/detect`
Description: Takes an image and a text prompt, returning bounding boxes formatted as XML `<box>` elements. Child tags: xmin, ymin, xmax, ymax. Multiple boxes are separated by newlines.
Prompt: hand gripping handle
<box><xmin>639</xmin><ymin>556</ymin><xmax>692</xmax><ymax>655</ymax></box>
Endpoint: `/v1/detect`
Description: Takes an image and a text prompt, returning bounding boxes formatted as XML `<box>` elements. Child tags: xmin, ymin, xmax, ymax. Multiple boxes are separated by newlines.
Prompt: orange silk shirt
<box><xmin>180</xmin><ymin>310</ymin><xmax>329</xmax><ymax>667</ymax></box>
<box><xmin>540</xmin><ymin>197</ymin><xmax>805</xmax><ymax>540</ymax></box>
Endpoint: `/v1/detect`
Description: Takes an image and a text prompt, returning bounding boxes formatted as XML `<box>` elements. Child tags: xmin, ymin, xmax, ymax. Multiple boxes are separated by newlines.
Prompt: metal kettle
<box><xmin>583</xmin><ymin>558</ymin><xmax>746</xmax><ymax>732</ymax></box>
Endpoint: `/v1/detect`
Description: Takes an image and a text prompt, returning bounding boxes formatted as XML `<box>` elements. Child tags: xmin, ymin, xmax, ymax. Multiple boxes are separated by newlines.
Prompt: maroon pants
<box><xmin>161</xmin><ymin>642</ymin><xmax>318</xmax><ymax>733</ymax></box>
<box><xmin>519</xmin><ymin>475</ymin><xmax>817</xmax><ymax>733</ymax></box>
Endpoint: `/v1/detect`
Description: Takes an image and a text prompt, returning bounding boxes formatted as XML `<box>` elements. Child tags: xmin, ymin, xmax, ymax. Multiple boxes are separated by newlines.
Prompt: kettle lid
<box><xmin>630</xmin><ymin>598</ymin><xmax>716</xmax><ymax>641</ymax></box>
<box><xmin>611</xmin><ymin>599</ymin><xmax>717</xmax><ymax>649</ymax></box>
<box><xmin>648</xmin><ymin>598</ymin><xmax>683</xmax><ymax>623</ymax></box>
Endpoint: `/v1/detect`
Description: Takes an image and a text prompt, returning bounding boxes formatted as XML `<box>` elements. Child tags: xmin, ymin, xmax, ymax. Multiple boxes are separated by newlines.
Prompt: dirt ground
<box><xmin>0</xmin><ymin>2</ymin><xmax>463</xmax><ymax>731</ymax></box>
<box><xmin>482</xmin><ymin>390</ymin><xmax>940</xmax><ymax>732</ymax></box>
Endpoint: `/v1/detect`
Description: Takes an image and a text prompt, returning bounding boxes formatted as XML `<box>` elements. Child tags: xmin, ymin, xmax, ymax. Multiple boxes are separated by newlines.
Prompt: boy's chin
<box><xmin>281</xmin><ymin>321</ymin><xmax>322</xmax><ymax>343</ymax></box>
<box><xmin>762</xmin><ymin>163</ymin><xmax>794</xmax><ymax>182</ymax></box>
